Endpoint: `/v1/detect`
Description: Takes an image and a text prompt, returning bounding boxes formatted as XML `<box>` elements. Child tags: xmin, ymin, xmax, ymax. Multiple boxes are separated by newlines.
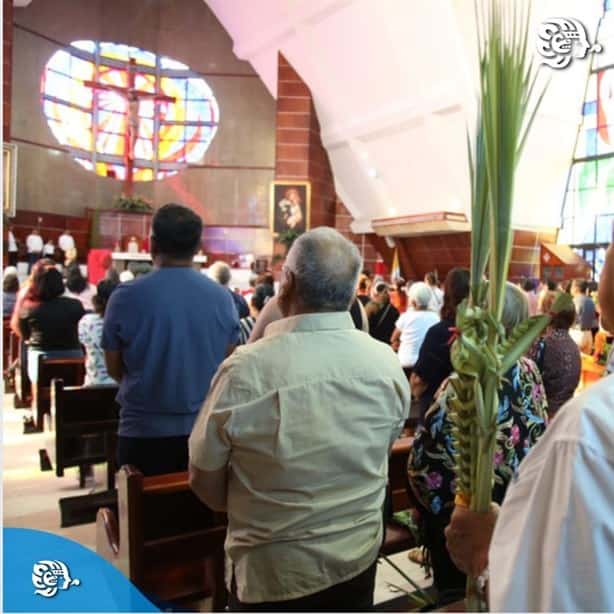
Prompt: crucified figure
<box><xmin>83</xmin><ymin>58</ymin><xmax>176</xmax><ymax>195</ymax></box>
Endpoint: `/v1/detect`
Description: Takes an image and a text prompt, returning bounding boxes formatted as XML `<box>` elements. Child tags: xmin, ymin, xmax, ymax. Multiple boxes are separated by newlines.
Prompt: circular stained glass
<box><xmin>41</xmin><ymin>41</ymin><xmax>220</xmax><ymax>181</ymax></box>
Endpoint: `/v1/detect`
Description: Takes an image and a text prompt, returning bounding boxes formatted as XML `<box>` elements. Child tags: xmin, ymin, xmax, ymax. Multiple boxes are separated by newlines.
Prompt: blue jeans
<box><xmin>27</xmin><ymin>349</ymin><xmax>84</xmax><ymax>385</ymax></box>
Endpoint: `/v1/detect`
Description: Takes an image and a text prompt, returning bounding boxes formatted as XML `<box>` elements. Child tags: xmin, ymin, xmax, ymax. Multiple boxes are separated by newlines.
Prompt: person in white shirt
<box><xmin>444</xmin><ymin>242</ymin><xmax>614</xmax><ymax>612</ymax></box>
<box><xmin>7</xmin><ymin>226</ymin><xmax>18</xmax><ymax>266</ymax></box>
<box><xmin>425</xmin><ymin>272</ymin><xmax>444</xmax><ymax>313</ymax></box>
<box><xmin>189</xmin><ymin>227</ymin><xmax>410</xmax><ymax>611</ymax></box>
<box><xmin>58</xmin><ymin>229</ymin><xmax>75</xmax><ymax>254</ymax></box>
<box><xmin>391</xmin><ymin>281</ymin><xmax>439</xmax><ymax>374</ymax></box>
<box><xmin>43</xmin><ymin>240</ymin><xmax>56</xmax><ymax>258</ymax></box>
<box><xmin>26</xmin><ymin>229</ymin><xmax>44</xmax><ymax>272</ymax></box>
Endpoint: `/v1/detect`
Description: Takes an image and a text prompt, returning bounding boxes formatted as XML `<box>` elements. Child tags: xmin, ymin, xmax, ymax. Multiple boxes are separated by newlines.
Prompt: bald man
<box><xmin>445</xmin><ymin>243</ymin><xmax>614</xmax><ymax>611</ymax></box>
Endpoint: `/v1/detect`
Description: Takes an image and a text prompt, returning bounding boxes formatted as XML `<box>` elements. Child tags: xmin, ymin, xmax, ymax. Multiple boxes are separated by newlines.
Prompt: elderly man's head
<box><xmin>278</xmin><ymin>227</ymin><xmax>362</xmax><ymax>316</ymax></box>
<box><xmin>209</xmin><ymin>261</ymin><xmax>232</xmax><ymax>287</ymax></box>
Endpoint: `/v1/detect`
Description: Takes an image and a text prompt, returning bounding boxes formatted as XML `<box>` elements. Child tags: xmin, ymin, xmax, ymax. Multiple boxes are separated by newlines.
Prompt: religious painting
<box><xmin>40</xmin><ymin>41</ymin><xmax>219</xmax><ymax>192</ymax></box>
<box><xmin>270</xmin><ymin>181</ymin><xmax>310</xmax><ymax>235</ymax></box>
<box><xmin>3</xmin><ymin>143</ymin><xmax>17</xmax><ymax>218</ymax></box>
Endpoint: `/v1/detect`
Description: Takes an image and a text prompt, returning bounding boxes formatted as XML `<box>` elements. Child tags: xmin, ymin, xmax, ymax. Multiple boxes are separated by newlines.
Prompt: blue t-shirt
<box><xmin>102</xmin><ymin>267</ymin><xmax>239</xmax><ymax>437</ymax></box>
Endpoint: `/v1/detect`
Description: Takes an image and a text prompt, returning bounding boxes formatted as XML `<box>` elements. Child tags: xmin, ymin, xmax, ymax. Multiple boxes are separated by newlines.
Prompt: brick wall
<box><xmin>3</xmin><ymin>0</ymin><xmax>13</xmax><ymax>141</ymax></box>
<box><xmin>275</xmin><ymin>54</ymin><xmax>388</xmax><ymax>271</ymax></box>
<box><xmin>394</xmin><ymin>228</ymin><xmax>557</xmax><ymax>283</ymax></box>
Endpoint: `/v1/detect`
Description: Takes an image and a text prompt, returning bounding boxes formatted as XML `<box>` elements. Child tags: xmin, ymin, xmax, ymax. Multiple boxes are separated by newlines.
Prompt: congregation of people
<box><xmin>4</xmin><ymin>203</ymin><xmax>614</xmax><ymax>611</ymax></box>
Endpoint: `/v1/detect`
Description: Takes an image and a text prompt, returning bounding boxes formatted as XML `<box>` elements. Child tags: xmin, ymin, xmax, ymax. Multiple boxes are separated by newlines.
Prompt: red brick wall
<box><xmin>3</xmin><ymin>0</ymin><xmax>13</xmax><ymax>141</ymax></box>
<box><xmin>274</xmin><ymin>54</ymin><xmax>389</xmax><ymax>271</ymax></box>
<box><xmin>394</xmin><ymin>228</ymin><xmax>557</xmax><ymax>283</ymax></box>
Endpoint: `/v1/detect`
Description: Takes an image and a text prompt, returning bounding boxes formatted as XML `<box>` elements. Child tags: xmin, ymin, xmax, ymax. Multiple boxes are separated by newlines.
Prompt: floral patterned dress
<box><xmin>408</xmin><ymin>356</ymin><xmax>548</xmax><ymax>517</ymax></box>
<box><xmin>78</xmin><ymin>313</ymin><xmax>116</xmax><ymax>387</ymax></box>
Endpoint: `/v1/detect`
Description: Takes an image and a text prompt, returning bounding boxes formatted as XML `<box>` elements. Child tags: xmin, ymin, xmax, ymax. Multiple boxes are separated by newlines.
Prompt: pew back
<box><xmin>35</xmin><ymin>356</ymin><xmax>85</xmax><ymax>430</ymax></box>
<box><xmin>50</xmin><ymin>380</ymin><xmax>119</xmax><ymax>486</ymax></box>
<box><xmin>97</xmin><ymin>466</ymin><xmax>226</xmax><ymax>609</ymax></box>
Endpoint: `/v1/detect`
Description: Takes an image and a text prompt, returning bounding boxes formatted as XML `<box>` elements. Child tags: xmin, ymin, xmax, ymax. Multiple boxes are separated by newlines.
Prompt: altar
<box><xmin>111</xmin><ymin>251</ymin><xmax>208</xmax><ymax>271</ymax></box>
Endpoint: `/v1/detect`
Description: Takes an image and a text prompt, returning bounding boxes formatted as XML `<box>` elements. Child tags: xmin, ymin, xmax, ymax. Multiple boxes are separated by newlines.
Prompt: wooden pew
<box><xmin>48</xmin><ymin>379</ymin><xmax>119</xmax><ymax>489</ymax></box>
<box><xmin>33</xmin><ymin>355</ymin><xmax>85</xmax><ymax>431</ymax></box>
<box><xmin>96</xmin><ymin>466</ymin><xmax>227</xmax><ymax>611</ymax></box>
<box><xmin>13</xmin><ymin>335</ymin><xmax>31</xmax><ymax>408</ymax></box>
<box><xmin>381</xmin><ymin>435</ymin><xmax>419</xmax><ymax>556</ymax></box>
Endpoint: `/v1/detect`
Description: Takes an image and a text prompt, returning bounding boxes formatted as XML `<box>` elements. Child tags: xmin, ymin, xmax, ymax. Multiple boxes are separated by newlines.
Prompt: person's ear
<box><xmin>277</xmin><ymin>267</ymin><xmax>295</xmax><ymax>316</ymax></box>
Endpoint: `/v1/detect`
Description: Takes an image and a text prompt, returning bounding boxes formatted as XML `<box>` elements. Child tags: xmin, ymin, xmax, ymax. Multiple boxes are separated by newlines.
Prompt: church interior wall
<box><xmin>10</xmin><ymin>0</ymin><xmax>276</xmax><ymax>230</ymax></box>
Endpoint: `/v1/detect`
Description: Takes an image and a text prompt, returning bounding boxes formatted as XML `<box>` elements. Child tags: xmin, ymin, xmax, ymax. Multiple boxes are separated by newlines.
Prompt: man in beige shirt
<box><xmin>189</xmin><ymin>227</ymin><xmax>411</xmax><ymax>611</ymax></box>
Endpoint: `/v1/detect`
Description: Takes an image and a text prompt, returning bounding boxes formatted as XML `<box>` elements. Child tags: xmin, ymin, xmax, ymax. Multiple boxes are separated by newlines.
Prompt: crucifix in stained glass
<box><xmin>83</xmin><ymin>58</ymin><xmax>176</xmax><ymax>196</ymax></box>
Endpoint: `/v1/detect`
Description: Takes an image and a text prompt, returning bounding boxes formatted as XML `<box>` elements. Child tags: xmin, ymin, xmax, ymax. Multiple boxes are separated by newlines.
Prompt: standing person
<box><xmin>391</xmin><ymin>282</ymin><xmax>439</xmax><ymax>377</ymax></box>
<box><xmin>425</xmin><ymin>272</ymin><xmax>444</xmax><ymax>313</ymax></box>
<box><xmin>3</xmin><ymin>273</ymin><xmax>19</xmax><ymax>317</ymax></box>
<box><xmin>43</xmin><ymin>239</ymin><xmax>56</xmax><ymax>259</ymax></box>
<box><xmin>26</xmin><ymin>229</ymin><xmax>44</xmax><ymax>272</ymax></box>
<box><xmin>7</xmin><ymin>226</ymin><xmax>18</xmax><ymax>267</ymax></box>
<box><xmin>208</xmin><ymin>261</ymin><xmax>250</xmax><ymax>319</ymax></box>
<box><xmin>410</xmin><ymin>268</ymin><xmax>470</xmax><ymax>415</ymax></box>
<box><xmin>189</xmin><ymin>227</ymin><xmax>410</xmax><ymax>611</ymax></box>
<box><xmin>18</xmin><ymin>266</ymin><xmax>85</xmax><ymax>386</ymax></box>
<box><xmin>570</xmin><ymin>279</ymin><xmax>596</xmax><ymax>353</ymax></box>
<box><xmin>102</xmin><ymin>204</ymin><xmax>239</xmax><ymax>477</ymax></box>
<box><xmin>79</xmin><ymin>280</ymin><xmax>118</xmax><ymax>387</ymax></box>
<box><xmin>408</xmin><ymin>283</ymin><xmax>547</xmax><ymax>605</ymax></box>
<box><xmin>445</xmin><ymin>246</ymin><xmax>614</xmax><ymax>612</ymax></box>
<box><xmin>522</xmin><ymin>277</ymin><xmax>539</xmax><ymax>316</ymax></box>
<box><xmin>528</xmin><ymin>290</ymin><xmax>581</xmax><ymax>417</ymax></box>
<box><xmin>238</xmin><ymin>284</ymin><xmax>269</xmax><ymax>345</ymax></box>
<box><xmin>65</xmin><ymin>265</ymin><xmax>96</xmax><ymax>311</ymax></box>
<box><xmin>365</xmin><ymin>280</ymin><xmax>399</xmax><ymax>345</ymax></box>
<box><xmin>58</xmin><ymin>229</ymin><xmax>75</xmax><ymax>262</ymax></box>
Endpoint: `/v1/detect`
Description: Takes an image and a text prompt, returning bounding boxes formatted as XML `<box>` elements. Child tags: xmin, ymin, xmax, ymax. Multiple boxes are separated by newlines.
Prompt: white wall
<box><xmin>206</xmin><ymin>0</ymin><xmax>603</xmax><ymax>231</ymax></box>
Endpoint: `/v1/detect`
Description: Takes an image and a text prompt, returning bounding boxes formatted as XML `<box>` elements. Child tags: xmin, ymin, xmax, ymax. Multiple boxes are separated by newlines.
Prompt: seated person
<box><xmin>391</xmin><ymin>281</ymin><xmax>440</xmax><ymax>376</ymax></box>
<box><xmin>407</xmin><ymin>283</ymin><xmax>548</xmax><ymax>605</ymax></box>
<box><xmin>528</xmin><ymin>290</ymin><xmax>581</xmax><ymax>417</ymax></box>
<box><xmin>410</xmin><ymin>268</ymin><xmax>470</xmax><ymax>417</ymax></box>
<box><xmin>79</xmin><ymin>280</ymin><xmax>118</xmax><ymax>386</ymax></box>
<box><xmin>189</xmin><ymin>228</ymin><xmax>411</xmax><ymax>612</ymax></box>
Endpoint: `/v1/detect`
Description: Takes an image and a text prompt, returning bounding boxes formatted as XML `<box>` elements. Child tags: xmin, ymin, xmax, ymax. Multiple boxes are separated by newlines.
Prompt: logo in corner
<box><xmin>537</xmin><ymin>18</ymin><xmax>603</xmax><ymax>69</ymax></box>
<box><xmin>32</xmin><ymin>560</ymin><xmax>81</xmax><ymax>598</ymax></box>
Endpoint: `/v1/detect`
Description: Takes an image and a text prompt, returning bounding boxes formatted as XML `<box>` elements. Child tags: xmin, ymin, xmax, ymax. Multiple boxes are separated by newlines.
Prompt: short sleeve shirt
<box><xmin>102</xmin><ymin>267</ymin><xmax>239</xmax><ymax>437</ymax></box>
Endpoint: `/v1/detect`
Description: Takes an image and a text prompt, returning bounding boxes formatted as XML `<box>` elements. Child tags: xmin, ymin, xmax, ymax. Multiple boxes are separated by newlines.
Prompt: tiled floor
<box><xmin>2</xmin><ymin>393</ymin><xmax>432</xmax><ymax>610</ymax></box>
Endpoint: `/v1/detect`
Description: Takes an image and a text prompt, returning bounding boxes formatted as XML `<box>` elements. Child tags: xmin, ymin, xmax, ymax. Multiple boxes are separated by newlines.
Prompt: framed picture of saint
<box><xmin>270</xmin><ymin>180</ymin><xmax>310</xmax><ymax>235</ymax></box>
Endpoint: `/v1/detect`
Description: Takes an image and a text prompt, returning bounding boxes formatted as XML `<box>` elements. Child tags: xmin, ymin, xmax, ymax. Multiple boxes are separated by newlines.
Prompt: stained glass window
<box><xmin>41</xmin><ymin>41</ymin><xmax>219</xmax><ymax>181</ymax></box>
<box><xmin>561</xmin><ymin>1</ymin><xmax>614</xmax><ymax>278</ymax></box>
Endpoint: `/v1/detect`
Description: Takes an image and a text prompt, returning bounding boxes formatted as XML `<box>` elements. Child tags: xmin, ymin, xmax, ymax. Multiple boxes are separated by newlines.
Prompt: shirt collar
<box><xmin>264</xmin><ymin>311</ymin><xmax>354</xmax><ymax>338</ymax></box>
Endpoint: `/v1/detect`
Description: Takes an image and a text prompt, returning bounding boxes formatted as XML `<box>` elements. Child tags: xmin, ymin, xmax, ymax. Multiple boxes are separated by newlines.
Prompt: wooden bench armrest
<box><xmin>96</xmin><ymin>507</ymin><xmax>120</xmax><ymax>560</ymax></box>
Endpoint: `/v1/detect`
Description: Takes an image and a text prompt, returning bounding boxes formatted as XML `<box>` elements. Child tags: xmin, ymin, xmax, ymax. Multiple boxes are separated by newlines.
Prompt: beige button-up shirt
<box><xmin>189</xmin><ymin>311</ymin><xmax>411</xmax><ymax>603</ymax></box>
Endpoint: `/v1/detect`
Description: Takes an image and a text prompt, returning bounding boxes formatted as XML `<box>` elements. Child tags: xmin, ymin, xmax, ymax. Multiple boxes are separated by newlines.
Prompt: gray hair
<box><xmin>209</xmin><ymin>261</ymin><xmax>231</xmax><ymax>286</ymax></box>
<box><xmin>285</xmin><ymin>227</ymin><xmax>362</xmax><ymax>312</ymax></box>
<box><xmin>407</xmin><ymin>281</ymin><xmax>432</xmax><ymax>309</ymax></box>
<box><xmin>501</xmin><ymin>282</ymin><xmax>529</xmax><ymax>333</ymax></box>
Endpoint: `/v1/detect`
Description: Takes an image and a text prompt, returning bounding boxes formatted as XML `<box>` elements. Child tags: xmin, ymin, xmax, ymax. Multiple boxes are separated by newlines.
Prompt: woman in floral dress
<box><xmin>407</xmin><ymin>283</ymin><xmax>548</xmax><ymax>605</ymax></box>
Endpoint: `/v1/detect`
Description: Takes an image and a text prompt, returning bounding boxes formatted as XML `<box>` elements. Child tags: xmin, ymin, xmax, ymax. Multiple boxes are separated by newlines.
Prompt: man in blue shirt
<box><xmin>102</xmin><ymin>203</ymin><xmax>239</xmax><ymax>476</ymax></box>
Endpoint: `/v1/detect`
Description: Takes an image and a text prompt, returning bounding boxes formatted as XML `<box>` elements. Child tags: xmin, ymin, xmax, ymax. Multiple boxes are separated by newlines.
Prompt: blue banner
<box><xmin>3</xmin><ymin>528</ymin><xmax>159</xmax><ymax>612</ymax></box>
